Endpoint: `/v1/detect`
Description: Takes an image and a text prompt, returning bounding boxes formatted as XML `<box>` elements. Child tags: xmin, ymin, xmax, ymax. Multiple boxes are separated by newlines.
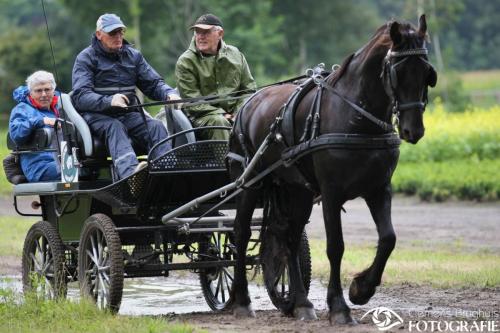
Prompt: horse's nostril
<box><xmin>403</xmin><ymin>129</ymin><xmax>410</xmax><ymax>138</ymax></box>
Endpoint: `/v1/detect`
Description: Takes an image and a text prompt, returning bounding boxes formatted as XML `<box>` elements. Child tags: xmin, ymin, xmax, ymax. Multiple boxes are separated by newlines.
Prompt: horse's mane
<box><xmin>326</xmin><ymin>20</ymin><xmax>422</xmax><ymax>86</ymax></box>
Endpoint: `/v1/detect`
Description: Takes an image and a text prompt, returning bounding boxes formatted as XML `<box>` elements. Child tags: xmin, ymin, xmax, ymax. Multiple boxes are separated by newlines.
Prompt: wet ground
<box><xmin>1</xmin><ymin>196</ymin><xmax>499</xmax><ymax>331</ymax></box>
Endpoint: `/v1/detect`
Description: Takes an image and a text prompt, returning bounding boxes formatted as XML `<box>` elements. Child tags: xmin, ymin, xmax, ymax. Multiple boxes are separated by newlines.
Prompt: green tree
<box><xmin>0</xmin><ymin>0</ymin><xmax>86</xmax><ymax>112</ymax></box>
<box><xmin>270</xmin><ymin>0</ymin><xmax>381</xmax><ymax>74</ymax></box>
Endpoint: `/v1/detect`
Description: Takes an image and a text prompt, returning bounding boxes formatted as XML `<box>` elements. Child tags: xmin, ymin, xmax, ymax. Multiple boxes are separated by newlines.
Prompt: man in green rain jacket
<box><xmin>175</xmin><ymin>14</ymin><xmax>256</xmax><ymax>140</ymax></box>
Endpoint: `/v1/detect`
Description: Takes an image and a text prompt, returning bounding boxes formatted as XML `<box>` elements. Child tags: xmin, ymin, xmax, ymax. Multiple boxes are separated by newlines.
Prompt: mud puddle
<box><xmin>1</xmin><ymin>274</ymin><xmax>494</xmax><ymax>320</ymax></box>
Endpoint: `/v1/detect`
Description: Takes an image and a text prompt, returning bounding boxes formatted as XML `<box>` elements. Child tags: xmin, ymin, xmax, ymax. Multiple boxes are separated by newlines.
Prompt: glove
<box><xmin>111</xmin><ymin>94</ymin><xmax>129</xmax><ymax>108</ymax></box>
<box><xmin>167</xmin><ymin>94</ymin><xmax>182</xmax><ymax>108</ymax></box>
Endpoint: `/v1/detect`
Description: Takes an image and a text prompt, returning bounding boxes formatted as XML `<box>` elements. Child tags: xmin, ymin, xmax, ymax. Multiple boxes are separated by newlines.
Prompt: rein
<box><xmin>306</xmin><ymin>46</ymin><xmax>431</xmax><ymax>134</ymax></box>
<box><xmin>123</xmin><ymin>74</ymin><xmax>308</xmax><ymax>110</ymax></box>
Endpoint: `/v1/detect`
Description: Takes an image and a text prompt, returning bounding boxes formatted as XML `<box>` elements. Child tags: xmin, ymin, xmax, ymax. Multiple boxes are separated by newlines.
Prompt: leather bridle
<box><xmin>382</xmin><ymin>47</ymin><xmax>437</xmax><ymax>123</ymax></box>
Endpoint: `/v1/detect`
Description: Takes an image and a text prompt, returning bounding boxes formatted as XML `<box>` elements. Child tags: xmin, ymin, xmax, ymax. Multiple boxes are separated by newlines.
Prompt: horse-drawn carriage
<box><xmin>7</xmin><ymin>92</ymin><xmax>312</xmax><ymax>313</ymax></box>
<box><xmin>8</xmin><ymin>14</ymin><xmax>437</xmax><ymax>324</ymax></box>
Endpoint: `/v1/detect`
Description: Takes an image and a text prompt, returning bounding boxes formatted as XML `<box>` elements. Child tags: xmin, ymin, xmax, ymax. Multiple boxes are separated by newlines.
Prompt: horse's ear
<box><xmin>418</xmin><ymin>14</ymin><xmax>427</xmax><ymax>38</ymax></box>
<box><xmin>390</xmin><ymin>21</ymin><xmax>402</xmax><ymax>45</ymax></box>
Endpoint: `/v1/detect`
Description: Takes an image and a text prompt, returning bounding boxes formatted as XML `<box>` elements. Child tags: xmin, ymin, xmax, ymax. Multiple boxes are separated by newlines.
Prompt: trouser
<box><xmin>40</xmin><ymin>130</ymin><xmax>62</xmax><ymax>181</ymax></box>
<box><xmin>82</xmin><ymin>111</ymin><xmax>170</xmax><ymax>180</ymax></box>
<box><xmin>40</xmin><ymin>161</ymin><xmax>61</xmax><ymax>181</ymax></box>
<box><xmin>190</xmin><ymin>113</ymin><xmax>231</xmax><ymax>140</ymax></box>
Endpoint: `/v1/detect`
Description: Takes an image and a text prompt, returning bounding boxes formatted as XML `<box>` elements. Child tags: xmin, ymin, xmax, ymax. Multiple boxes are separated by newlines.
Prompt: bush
<box><xmin>428</xmin><ymin>71</ymin><xmax>471</xmax><ymax>112</ymax></box>
<box><xmin>400</xmin><ymin>104</ymin><xmax>500</xmax><ymax>163</ymax></box>
<box><xmin>393</xmin><ymin>159</ymin><xmax>500</xmax><ymax>201</ymax></box>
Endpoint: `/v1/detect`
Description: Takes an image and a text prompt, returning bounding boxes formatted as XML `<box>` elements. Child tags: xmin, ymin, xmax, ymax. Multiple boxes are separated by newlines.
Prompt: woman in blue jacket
<box><xmin>9</xmin><ymin>70</ymin><xmax>61</xmax><ymax>182</ymax></box>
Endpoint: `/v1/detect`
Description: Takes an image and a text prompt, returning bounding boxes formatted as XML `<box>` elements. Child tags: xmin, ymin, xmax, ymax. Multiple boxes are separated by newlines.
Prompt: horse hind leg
<box><xmin>349</xmin><ymin>184</ymin><xmax>396</xmax><ymax>305</ymax></box>
<box><xmin>285</xmin><ymin>186</ymin><xmax>316</xmax><ymax>320</ymax></box>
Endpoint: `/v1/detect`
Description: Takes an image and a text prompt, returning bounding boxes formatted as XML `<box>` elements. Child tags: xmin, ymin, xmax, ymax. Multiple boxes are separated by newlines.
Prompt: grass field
<box><xmin>460</xmin><ymin>69</ymin><xmax>500</xmax><ymax>92</ymax></box>
<box><xmin>0</xmin><ymin>290</ymin><xmax>198</xmax><ymax>333</ymax></box>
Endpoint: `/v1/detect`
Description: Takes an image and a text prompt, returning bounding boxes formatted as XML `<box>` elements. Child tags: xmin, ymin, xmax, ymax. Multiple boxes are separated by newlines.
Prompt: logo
<box><xmin>362</xmin><ymin>306</ymin><xmax>404</xmax><ymax>331</ymax></box>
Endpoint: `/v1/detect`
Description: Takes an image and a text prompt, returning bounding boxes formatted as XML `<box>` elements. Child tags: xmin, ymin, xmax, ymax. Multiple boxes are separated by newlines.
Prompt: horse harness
<box><xmin>229</xmin><ymin>45</ymin><xmax>436</xmax><ymax>191</ymax></box>
<box><xmin>382</xmin><ymin>47</ymin><xmax>437</xmax><ymax>121</ymax></box>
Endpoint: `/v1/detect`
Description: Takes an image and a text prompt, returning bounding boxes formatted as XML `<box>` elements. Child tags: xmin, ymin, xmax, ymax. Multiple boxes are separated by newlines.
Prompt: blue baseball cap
<box><xmin>96</xmin><ymin>13</ymin><xmax>126</xmax><ymax>33</ymax></box>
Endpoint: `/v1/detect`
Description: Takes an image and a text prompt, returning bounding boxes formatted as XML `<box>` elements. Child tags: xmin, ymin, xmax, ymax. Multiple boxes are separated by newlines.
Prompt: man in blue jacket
<box><xmin>9</xmin><ymin>70</ymin><xmax>61</xmax><ymax>182</ymax></box>
<box><xmin>72</xmin><ymin>13</ymin><xmax>180</xmax><ymax>180</ymax></box>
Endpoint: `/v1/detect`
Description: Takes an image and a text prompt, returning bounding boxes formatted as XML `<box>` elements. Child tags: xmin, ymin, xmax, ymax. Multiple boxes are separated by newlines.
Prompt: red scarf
<box><xmin>28</xmin><ymin>95</ymin><xmax>60</xmax><ymax>118</ymax></box>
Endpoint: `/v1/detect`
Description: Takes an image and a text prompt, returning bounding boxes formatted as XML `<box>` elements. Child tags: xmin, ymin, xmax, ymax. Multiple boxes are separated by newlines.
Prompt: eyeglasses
<box><xmin>194</xmin><ymin>28</ymin><xmax>217</xmax><ymax>36</ymax></box>
<box><xmin>106</xmin><ymin>28</ymin><xmax>126</xmax><ymax>37</ymax></box>
<box><xmin>32</xmin><ymin>87</ymin><xmax>54</xmax><ymax>95</ymax></box>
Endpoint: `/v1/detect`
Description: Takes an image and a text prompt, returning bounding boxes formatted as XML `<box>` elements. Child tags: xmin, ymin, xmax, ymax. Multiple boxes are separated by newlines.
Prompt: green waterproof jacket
<box><xmin>175</xmin><ymin>38</ymin><xmax>256</xmax><ymax>118</ymax></box>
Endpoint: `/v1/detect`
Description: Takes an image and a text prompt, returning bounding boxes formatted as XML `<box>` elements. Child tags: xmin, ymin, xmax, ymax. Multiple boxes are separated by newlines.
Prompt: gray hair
<box><xmin>26</xmin><ymin>70</ymin><xmax>56</xmax><ymax>92</ymax></box>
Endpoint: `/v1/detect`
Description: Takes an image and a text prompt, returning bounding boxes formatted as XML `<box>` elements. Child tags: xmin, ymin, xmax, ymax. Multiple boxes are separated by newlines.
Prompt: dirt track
<box><xmin>2</xmin><ymin>196</ymin><xmax>499</xmax><ymax>332</ymax></box>
<box><xmin>168</xmin><ymin>197</ymin><xmax>499</xmax><ymax>332</ymax></box>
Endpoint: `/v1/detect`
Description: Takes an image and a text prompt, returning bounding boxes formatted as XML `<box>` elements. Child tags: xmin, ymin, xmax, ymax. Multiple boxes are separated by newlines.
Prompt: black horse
<box><xmin>227</xmin><ymin>15</ymin><xmax>437</xmax><ymax>324</ymax></box>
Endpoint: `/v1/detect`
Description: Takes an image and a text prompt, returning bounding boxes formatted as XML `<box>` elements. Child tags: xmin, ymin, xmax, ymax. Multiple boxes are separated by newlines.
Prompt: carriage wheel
<box><xmin>199</xmin><ymin>231</ymin><xmax>235</xmax><ymax>311</ymax></box>
<box><xmin>78</xmin><ymin>214</ymin><xmax>123</xmax><ymax>313</ymax></box>
<box><xmin>264</xmin><ymin>230</ymin><xmax>312</xmax><ymax>311</ymax></box>
<box><xmin>22</xmin><ymin>221</ymin><xmax>67</xmax><ymax>299</ymax></box>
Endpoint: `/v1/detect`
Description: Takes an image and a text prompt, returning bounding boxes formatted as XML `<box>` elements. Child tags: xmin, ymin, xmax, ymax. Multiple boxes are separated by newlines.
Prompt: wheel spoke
<box><xmin>35</xmin><ymin>238</ymin><xmax>43</xmax><ymax>259</ymax></box>
<box><xmin>40</xmin><ymin>237</ymin><xmax>47</xmax><ymax>266</ymax></box>
<box><xmin>98</xmin><ymin>272</ymin><xmax>109</xmax><ymax>308</ymax></box>
<box><xmin>90</xmin><ymin>234</ymin><xmax>99</xmax><ymax>266</ymax></box>
<box><xmin>97</xmin><ymin>232</ymin><xmax>105</xmax><ymax>265</ymax></box>
<box><xmin>86</xmin><ymin>249</ymin><xmax>99</xmax><ymax>266</ymax></box>
<box><xmin>219</xmin><ymin>270</ymin><xmax>226</xmax><ymax>303</ymax></box>
<box><xmin>100</xmin><ymin>270</ymin><xmax>111</xmax><ymax>284</ymax></box>
<box><xmin>30</xmin><ymin>252</ymin><xmax>43</xmax><ymax>272</ymax></box>
<box><xmin>41</xmin><ymin>255</ymin><xmax>53</xmax><ymax>275</ymax></box>
<box><xmin>280</xmin><ymin>267</ymin><xmax>287</xmax><ymax>295</ymax></box>
<box><xmin>90</xmin><ymin>276</ymin><xmax>98</xmax><ymax>299</ymax></box>
<box><xmin>222</xmin><ymin>267</ymin><xmax>234</xmax><ymax>282</ymax></box>
<box><xmin>214</xmin><ymin>269</ymin><xmax>222</xmax><ymax>299</ymax></box>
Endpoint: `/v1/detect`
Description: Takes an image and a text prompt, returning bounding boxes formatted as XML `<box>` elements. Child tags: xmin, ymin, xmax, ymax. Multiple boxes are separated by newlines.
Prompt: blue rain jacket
<box><xmin>72</xmin><ymin>34</ymin><xmax>176</xmax><ymax>112</ymax></box>
<box><xmin>9</xmin><ymin>86</ymin><xmax>60</xmax><ymax>182</ymax></box>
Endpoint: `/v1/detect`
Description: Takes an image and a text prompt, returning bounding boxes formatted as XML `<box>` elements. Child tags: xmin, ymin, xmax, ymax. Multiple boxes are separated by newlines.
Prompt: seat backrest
<box><xmin>155</xmin><ymin>107</ymin><xmax>196</xmax><ymax>147</ymax></box>
<box><xmin>59</xmin><ymin>93</ymin><xmax>94</xmax><ymax>157</ymax></box>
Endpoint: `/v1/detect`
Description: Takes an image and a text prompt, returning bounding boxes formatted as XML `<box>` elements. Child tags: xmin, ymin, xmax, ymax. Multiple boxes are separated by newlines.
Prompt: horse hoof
<box><xmin>293</xmin><ymin>307</ymin><xmax>317</xmax><ymax>321</ymax></box>
<box><xmin>349</xmin><ymin>277</ymin><xmax>375</xmax><ymax>305</ymax></box>
<box><xmin>330</xmin><ymin>311</ymin><xmax>357</xmax><ymax>325</ymax></box>
<box><xmin>233</xmin><ymin>305</ymin><xmax>256</xmax><ymax>318</ymax></box>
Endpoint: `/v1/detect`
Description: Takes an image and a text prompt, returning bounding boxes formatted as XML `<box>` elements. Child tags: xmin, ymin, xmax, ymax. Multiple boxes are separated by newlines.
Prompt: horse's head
<box><xmin>382</xmin><ymin>14</ymin><xmax>437</xmax><ymax>144</ymax></box>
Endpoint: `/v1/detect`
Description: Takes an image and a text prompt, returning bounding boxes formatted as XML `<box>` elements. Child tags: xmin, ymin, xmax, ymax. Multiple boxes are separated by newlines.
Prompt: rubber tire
<box><xmin>22</xmin><ymin>221</ymin><xmax>67</xmax><ymax>299</ymax></box>
<box><xmin>199</xmin><ymin>231</ymin><xmax>235</xmax><ymax>311</ymax></box>
<box><xmin>78</xmin><ymin>213</ymin><xmax>124</xmax><ymax>313</ymax></box>
<box><xmin>264</xmin><ymin>230</ymin><xmax>312</xmax><ymax>311</ymax></box>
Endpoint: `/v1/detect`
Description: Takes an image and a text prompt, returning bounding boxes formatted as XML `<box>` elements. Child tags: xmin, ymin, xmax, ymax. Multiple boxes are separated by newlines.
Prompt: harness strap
<box><xmin>319</xmin><ymin>80</ymin><xmax>394</xmax><ymax>132</ymax></box>
<box><xmin>282</xmin><ymin>133</ymin><xmax>401</xmax><ymax>166</ymax></box>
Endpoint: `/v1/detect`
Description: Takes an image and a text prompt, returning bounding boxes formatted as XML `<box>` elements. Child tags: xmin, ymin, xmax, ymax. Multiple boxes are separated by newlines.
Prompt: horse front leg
<box><xmin>349</xmin><ymin>184</ymin><xmax>396</xmax><ymax>305</ymax></box>
<box><xmin>322</xmin><ymin>194</ymin><xmax>356</xmax><ymax>325</ymax></box>
<box><xmin>231</xmin><ymin>188</ymin><xmax>259</xmax><ymax>317</ymax></box>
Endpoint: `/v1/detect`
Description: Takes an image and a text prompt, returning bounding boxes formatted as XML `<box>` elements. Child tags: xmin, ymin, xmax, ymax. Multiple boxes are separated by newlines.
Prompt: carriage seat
<box><xmin>4</xmin><ymin>128</ymin><xmax>56</xmax><ymax>185</ymax></box>
<box><xmin>61</xmin><ymin>94</ymin><xmax>196</xmax><ymax>161</ymax></box>
<box><xmin>60</xmin><ymin>93</ymin><xmax>107</xmax><ymax>159</ymax></box>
